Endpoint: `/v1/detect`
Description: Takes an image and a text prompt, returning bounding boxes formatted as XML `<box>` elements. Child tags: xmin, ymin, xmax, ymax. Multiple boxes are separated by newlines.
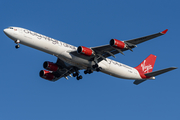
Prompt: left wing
<box><xmin>40</xmin><ymin>58</ymin><xmax>81</xmax><ymax>81</ymax></box>
<box><xmin>70</xmin><ymin>29</ymin><xmax>168</xmax><ymax>63</ymax></box>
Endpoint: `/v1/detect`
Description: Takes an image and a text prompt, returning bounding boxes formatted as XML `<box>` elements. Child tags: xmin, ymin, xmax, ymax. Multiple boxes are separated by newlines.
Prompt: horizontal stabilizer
<box><xmin>134</xmin><ymin>67</ymin><xmax>177</xmax><ymax>85</ymax></box>
<box><xmin>133</xmin><ymin>80</ymin><xmax>146</xmax><ymax>85</ymax></box>
<box><xmin>144</xmin><ymin>67</ymin><xmax>177</xmax><ymax>77</ymax></box>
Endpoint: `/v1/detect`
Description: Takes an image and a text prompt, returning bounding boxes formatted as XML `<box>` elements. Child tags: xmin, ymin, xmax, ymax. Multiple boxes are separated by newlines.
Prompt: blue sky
<box><xmin>1</xmin><ymin>0</ymin><xmax>180</xmax><ymax>120</ymax></box>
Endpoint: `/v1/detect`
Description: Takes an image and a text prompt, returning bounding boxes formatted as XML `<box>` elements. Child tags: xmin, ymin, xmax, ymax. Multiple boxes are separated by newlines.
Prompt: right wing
<box><xmin>71</xmin><ymin>29</ymin><xmax>168</xmax><ymax>63</ymax></box>
<box><xmin>125</xmin><ymin>29</ymin><xmax>168</xmax><ymax>45</ymax></box>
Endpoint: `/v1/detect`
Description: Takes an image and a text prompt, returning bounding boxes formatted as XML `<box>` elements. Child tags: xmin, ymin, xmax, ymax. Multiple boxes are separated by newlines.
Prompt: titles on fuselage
<box><xmin>23</xmin><ymin>29</ymin><xmax>76</xmax><ymax>50</ymax></box>
<box><xmin>107</xmin><ymin>59</ymin><xmax>132</xmax><ymax>70</ymax></box>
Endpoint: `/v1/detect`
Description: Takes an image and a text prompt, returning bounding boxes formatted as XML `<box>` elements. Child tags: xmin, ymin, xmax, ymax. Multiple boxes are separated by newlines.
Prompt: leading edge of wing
<box><xmin>125</xmin><ymin>29</ymin><xmax>168</xmax><ymax>45</ymax></box>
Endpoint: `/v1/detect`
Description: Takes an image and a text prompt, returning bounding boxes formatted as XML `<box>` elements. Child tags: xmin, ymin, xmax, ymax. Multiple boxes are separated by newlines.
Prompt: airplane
<box><xmin>3</xmin><ymin>27</ymin><xmax>177</xmax><ymax>85</ymax></box>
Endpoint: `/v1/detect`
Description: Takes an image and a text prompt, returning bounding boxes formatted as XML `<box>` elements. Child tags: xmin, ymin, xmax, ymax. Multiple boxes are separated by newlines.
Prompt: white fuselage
<box><xmin>4</xmin><ymin>27</ymin><xmax>143</xmax><ymax>80</ymax></box>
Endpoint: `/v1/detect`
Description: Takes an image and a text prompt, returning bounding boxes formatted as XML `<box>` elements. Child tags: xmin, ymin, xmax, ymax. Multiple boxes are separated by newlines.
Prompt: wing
<box><xmin>125</xmin><ymin>29</ymin><xmax>168</xmax><ymax>45</ymax></box>
<box><xmin>70</xmin><ymin>29</ymin><xmax>168</xmax><ymax>63</ymax></box>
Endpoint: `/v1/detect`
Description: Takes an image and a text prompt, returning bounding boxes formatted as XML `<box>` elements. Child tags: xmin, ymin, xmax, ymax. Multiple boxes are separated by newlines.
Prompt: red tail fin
<box><xmin>134</xmin><ymin>54</ymin><xmax>157</xmax><ymax>74</ymax></box>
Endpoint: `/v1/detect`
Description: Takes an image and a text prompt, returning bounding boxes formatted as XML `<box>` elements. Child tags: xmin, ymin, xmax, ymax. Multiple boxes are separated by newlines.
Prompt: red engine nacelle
<box><xmin>77</xmin><ymin>46</ymin><xmax>94</xmax><ymax>56</ymax></box>
<box><xmin>43</xmin><ymin>61</ymin><xmax>58</xmax><ymax>71</ymax></box>
<box><xmin>39</xmin><ymin>70</ymin><xmax>55</xmax><ymax>81</ymax></box>
<box><xmin>110</xmin><ymin>39</ymin><xmax>126</xmax><ymax>49</ymax></box>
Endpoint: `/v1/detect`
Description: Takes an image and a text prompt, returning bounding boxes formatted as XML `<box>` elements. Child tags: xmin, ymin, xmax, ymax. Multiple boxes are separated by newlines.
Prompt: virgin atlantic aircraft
<box><xmin>3</xmin><ymin>27</ymin><xmax>177</xmax><ymax>85</ymax></box>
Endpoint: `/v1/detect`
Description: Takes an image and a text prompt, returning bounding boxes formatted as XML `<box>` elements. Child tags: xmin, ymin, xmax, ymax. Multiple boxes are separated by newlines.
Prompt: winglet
<box><xmin>161</xmin><ymin>29</ymin><xmax>168</xmax><ymax>34</ymax></box>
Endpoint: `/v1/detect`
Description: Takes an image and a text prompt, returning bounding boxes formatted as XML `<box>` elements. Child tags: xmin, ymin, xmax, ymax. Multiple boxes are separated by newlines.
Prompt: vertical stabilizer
<box><xmin>135</xmin><ymin>54</ymin><xmax>157</xmax><ymax>74</ymax></box>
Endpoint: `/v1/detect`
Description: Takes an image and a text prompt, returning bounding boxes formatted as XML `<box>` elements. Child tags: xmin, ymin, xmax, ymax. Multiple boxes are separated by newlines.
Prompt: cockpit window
<box><xmin>8</xmin><ymin>27</ymin><xmax>13</xmax><ymax>29</ymax></box>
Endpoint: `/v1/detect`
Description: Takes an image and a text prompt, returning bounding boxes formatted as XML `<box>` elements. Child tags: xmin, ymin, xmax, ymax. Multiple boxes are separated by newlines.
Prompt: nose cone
<box><xmin>3</xmin><ymin>28</ymin><xmax>12</xmax><ymax>36</ymax></box>
<box><xmin>3</xmin><ymin>28</ymin><xmax>15</xmax><ymax>40</ymax></box>
<box><xmin>3</xmin><ymin>29</ymin><xmax>7</xmax><ymax>34</ymax></box>
<box><xmin>3</xmin><ymin>28</ymin><xmax>10</xmax><ymax>36</ymax></box>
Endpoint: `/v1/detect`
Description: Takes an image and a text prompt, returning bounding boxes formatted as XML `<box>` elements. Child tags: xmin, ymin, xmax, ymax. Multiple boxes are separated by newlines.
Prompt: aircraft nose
<box><xmin>3</xmin><ymin>29</ymin><xmax>7</xmax><ymax>34</ymax></box>
<box><xmin>3</xmin><ymin>28</ymin><xmax>9</xmax><ymax>35</ymax></box>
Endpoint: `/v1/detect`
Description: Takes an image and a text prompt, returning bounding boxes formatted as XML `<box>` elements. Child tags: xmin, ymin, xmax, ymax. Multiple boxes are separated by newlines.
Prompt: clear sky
<box><xmin>1</xmin><ymin>0</ymin><xmax>180</xmax><ymax>120</ymax></box>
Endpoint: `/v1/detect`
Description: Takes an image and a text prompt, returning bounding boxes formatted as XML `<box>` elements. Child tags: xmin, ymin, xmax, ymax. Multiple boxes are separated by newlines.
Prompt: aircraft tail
<box><xmin>134</xmin><ymin>54</ymin><xmax>177</xmax><ymax>85</ymax></box>
<box><xmin>134</xmin><ymin>54</ymin><xmax>157</xmax><ymax>74</ymax></box>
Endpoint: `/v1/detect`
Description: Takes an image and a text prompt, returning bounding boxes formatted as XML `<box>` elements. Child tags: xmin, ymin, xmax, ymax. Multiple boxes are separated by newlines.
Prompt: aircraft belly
<box><xmin>71</xmin><ymin>55</ymin><xmax>93</xmax><ymax>69</ymax></box>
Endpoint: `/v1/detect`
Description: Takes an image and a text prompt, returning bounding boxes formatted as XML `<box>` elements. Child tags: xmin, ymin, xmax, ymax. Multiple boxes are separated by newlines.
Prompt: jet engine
<box><xmin>43</xmin><ymin>61</ymin><xmax>58</xmax><ymax>71</ymax></box>
<box><xmin>77</xmin><ymin>46</ymin><xmax>94</xmax><ymax>56</ymax></box>
<box><xmin>39</xmin><ymin>70</ymin><xmax>55</xmax><ymax>81</ymax></box>
<box><xmin>110</xmin><ymin>39</ymin><xmax>126</xmax><ymax>49</ymax></box>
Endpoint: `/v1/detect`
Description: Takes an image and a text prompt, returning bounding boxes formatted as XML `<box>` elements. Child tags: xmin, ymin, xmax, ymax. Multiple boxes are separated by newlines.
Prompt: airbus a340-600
<box><xmin>4</xmin><ymin>27</ymin><xmax>177</xmax><ymax>85</ymax></box>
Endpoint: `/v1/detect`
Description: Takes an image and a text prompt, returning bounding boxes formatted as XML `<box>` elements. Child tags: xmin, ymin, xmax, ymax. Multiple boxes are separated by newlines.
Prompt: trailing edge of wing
<box><xmin>144</xmin><ymin>67</ymin><xmax>177</xmax><ymax>77</ymax></box>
